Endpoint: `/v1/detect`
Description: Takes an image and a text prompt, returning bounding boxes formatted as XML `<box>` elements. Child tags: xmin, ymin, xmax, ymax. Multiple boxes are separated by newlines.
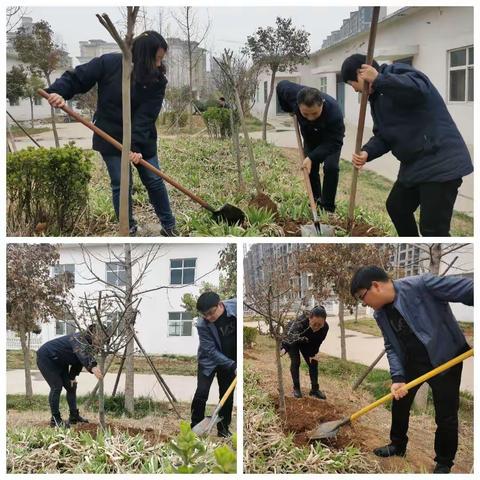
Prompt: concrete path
<box><xmin>245</xmin><ymin>317</ymin><xmax>473</xmax><ymax>393</ymax></box>
<box><xmin>7</xmin><ymin>369</ymin><xmax>236</xmax><ymax>406</ymax></box>
<box><xmin>251</xmin><ymin>122</ymin><xmax>474</xmax><ymax>215</ymax></box>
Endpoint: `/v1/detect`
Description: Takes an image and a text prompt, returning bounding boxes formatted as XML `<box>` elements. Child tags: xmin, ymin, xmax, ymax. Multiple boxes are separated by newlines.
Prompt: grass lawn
<box><xmin>7</xmin><ymin>350</ymin><xmax>197</xmax><ymax>376</ymax></box>
<box><xmin>10</xmin><ymin>126</ymin><xmax>51</xmax><ymax>137</ymax></box>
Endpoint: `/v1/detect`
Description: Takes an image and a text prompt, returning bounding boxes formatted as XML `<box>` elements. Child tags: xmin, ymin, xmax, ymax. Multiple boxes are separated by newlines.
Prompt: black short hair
<box><xmin>309</xmin><ymin>305</ymin><xmax>327</xmax><ymax>319</ymax></box>
<box><xmin>297</xmin><ymin>87</ymin><xmax>324</xmax><ymax>108</ymax></box>
<box><xmin>341</xmin><ymin>54</ymin><xmax>380</xmax><ymax>83</ymax></box>
<box><xmin>350</xmin><ymin>266</ymin><xmax>390</xmax><ymax>297</ymax></box>
<box><xmin>219</xmin><ymin>96</ymin><xmax>225</xmax><ymax>101</ymax></box>
<box><xmin>196</xmin><ymin>291</ymin><xmax>220</xmax><ymax>314</ymax></box>
<box><xmin>132</xmin><ymin>30</ymin><xmax>168</xmax><ymax>84</ymax></box>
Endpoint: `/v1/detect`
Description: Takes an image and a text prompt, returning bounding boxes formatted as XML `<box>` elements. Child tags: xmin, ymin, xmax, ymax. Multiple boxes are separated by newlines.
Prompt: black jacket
<box><xmin>276</xmin><ymin>80</ymin><xmax>345</xmax><ymax>164</ymax></box>
<box><xmin>363</xmin><ymin>63</ymin><xmax>473</xmax><ymax>186</ymax></box>
<box><xmin>281</xmin><ymin>314</ymin><xmax>329</xmax><ymax>355</ymax></box>
<box><xmin>37</xmin><ymin>332</ymin><xmax>97</xmax><ymax>378</ymax></box>
<box><xmin>46</xmin><ymin>53</ymin><xmax>167</xmax><ymax>158</ymax></box>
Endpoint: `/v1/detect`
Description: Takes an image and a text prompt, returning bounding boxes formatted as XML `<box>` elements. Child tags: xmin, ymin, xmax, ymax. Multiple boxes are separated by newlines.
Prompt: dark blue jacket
<box><xmin>374</xmin><ymin>274</ymin><xmax>472</xmax><ymax>381</ymax></box>
<box><xmin>363</xmin><ymin>63</ymin><xmax>473</xmax><ymax>186</ymax></box>
<box><xmin>46</xmin><ymin>53</ymin><xmax>167</xmax><ymax>158</ymax></box>
<box><xmin>37</xmin><ymin>332</ymin><xmax>97</xmax><ymax>378</ymax></box>
<box><xmin>276</xmin><ymin>80</ymin><xmax>345</xmax><ymax>163</ymax></box>
<box><xmin>196</xmin><ymin>299</ymin><xmax>237</xmax><ymax>376</ymax></box>
<box><xmin>281</xmin><ymin>314</ymin><xmax>329</xmax><ymax>356</ymax></box>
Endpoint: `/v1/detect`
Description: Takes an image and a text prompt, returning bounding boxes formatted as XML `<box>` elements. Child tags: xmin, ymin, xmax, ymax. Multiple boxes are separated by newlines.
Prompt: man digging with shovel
<box><xmin>36</xmin><ymin>325</ymin><xmax>103</xmax><ymax>428</ymax></box>
<box><xmin>280</xmin><ymin>306</ymin><xmax>329</xmax><ymax>400</ymax></box>
<box><xmin>350</xmin><ymin>266</ymin><xmax>473</xmax><ymax>473</ymax></box>
<box><xmin>276</xmin><ymin>80</ymin><xmax>345</xmax><ymax>213</ymax></box>
<box><xmin>191</xmin><ymin>292</ymin><xmax>237</xmax><ymax>438</ymax></box>
<box><xmin>341</xmin><ymin>55</ymin><xmax>473</xmax><ymax>237</ymax></box>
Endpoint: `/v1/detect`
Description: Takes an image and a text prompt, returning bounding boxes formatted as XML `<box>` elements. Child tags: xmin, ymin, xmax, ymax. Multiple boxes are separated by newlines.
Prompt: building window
<box><xmin>34</xmin><ymin>96</ymin><xmax>42</xmax><ymax>106</ymax></box>
<box><xmin>263</xmin><ymin>81</ymin><xmax>268</xmax><ymax>103</ymax></box>
<box><xmin>56</xmin><ymin>312</ymin><xmax>76</xmax><ymax>336</ymax></box>
<box><xmin>9</xmin><ymin>98</ymin><xmax>20</xmax><ymax>106</ymax></box>
<box><xmin>168</xmin><ymin>311</ymin><xmax>193</xmax><ymax>336</ymax></box>
<box><xmin>318</xmin><ymin>76</ymin><xmax>327</xmax><ymax>93</ymax></box>
<box><xmin>170</xmin><ymin>258</ymin><xmax>196</xmax><ymax>285</ymax></box>
<box><xmin>448</xmin><ymin>46</ymin><xmax>474</xmax><ymax>102</ymax></box>
<box><xmin>53</xmin><ymin>264</ymin><xmax>75</xmax><ymax>288</ymax></box>
<box><xmin>106</xmin><ymin>262</ymin><xmax>126</xmax><ymax>287</ymax></box>
<box><xmin>105</xmin><ymin>311</ymin><xmax>125</xmax><ymax>335</ymax></box>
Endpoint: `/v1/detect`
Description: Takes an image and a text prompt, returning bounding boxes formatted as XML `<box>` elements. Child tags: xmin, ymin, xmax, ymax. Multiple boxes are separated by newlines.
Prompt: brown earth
<box><xmin>246</xmin><ymin>343</ymin><xmax>473</xmax><ymax>474</ymax></box>
<box><xmin>249</xmin><ymin>192</ymin><xmax>279</xmax><ymax>216</ymax></box>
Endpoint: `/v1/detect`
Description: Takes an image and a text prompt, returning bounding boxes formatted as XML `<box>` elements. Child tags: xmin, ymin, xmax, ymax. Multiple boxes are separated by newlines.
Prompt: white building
<box><xmin>7</xmin><ymin>243</ymin><xmax>231</xmax><ymax>357</ymax></box>
<box><xmin>252</xmin><ymin>6</ymin><xmax>474</xmax><ymax>212</ymax></box>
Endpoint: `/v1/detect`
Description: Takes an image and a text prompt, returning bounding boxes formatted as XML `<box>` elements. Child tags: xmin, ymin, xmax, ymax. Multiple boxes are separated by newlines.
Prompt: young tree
<box><xmin>6</xmin><ymin>65</ymin><xmax>28</xmax><ymax>106</ymax></box>
<box><xmin>6</xmin><ymin>244</ymin><xmax>69</xmax><ymax>398</ymax></box>
<box><xmin>24</xmin><ymin>74</ymin><xmax>46</xmax><ymax>128</ymax></box>
<box><xmin>218</xmin><ymin>244</ymin><xmax>237</xmax><ymax>299</ymax></box>
<box><xmin>244</xmin><ymin>17</ymin><xmax>310</xmax><ymax>141</ymax></box>
<box><xmin>299</xmin><ymin>244</ymin><xmax>392</xmax><ymax>360</ymax></box>
<box><xmin>13</xmin><ymin>20</ymin><xmax>65</xmax><ymax>147</ymax></box>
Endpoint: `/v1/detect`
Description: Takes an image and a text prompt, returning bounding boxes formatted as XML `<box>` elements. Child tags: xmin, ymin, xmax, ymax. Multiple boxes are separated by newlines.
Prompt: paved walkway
<box><xmin>7</xmin><ymin>369</ymin><xmax>236</xmax><ymax>406</ymax></box>
<box><xmin>245</xmin><ymin>317</ymin><xmax>473</xmax><ymax>393</ymax></box>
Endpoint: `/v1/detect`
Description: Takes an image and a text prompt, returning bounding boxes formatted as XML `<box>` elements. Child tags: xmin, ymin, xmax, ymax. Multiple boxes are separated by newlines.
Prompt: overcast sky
<box><xmin>24</xmin><ymin>6</ymin><xmax>399</xmax><ymax>66</ymax></box>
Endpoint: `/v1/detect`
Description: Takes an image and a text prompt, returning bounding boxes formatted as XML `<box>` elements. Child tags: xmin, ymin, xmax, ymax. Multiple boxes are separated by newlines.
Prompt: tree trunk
<box><xmin>18</xmin><ymin>326</ymin><xmax>33</xmax><ymax>398</ymax></box>
<box><xmin>262</xmin><ymin>68</ymin><xmax>277</xmax><ymax>141</ymax></box>
<box><xmin>119</xmin><ymin>53</ymin><xmax>132</xmax><ymax>236</ymax></box>
<box><xmin>275</xmin><ymin>340</ymin><xmax>286</xmax><ymax>418</ymax></box>
<box><xmin>229</xmin><ymin>109</ymin><xmax>244</xmax><ymax>191</ymax></box>
<box><xmin>46</xmin><ymin>74</ymin><xmax>60</xmax><ymax>148</ymax></box>
<box><xmin>98</xmin><ymin>354</ymin><xmax>106</xmax><ymax>429</ymax></box>
<box><xmin>339</xmin><ymin>298</ymin><xmax>347</xmax><ymax>361</ymax></box>
<box><xmin>29</xmin><ymin>97</ymin><xmax>34</xmax><ymax>128</ymax></box>
<box><xmin>123</xmin><ymin>243</ymin><xmax>135</xmax><ymax>414</ymax></box>
<box><xmin>187</xmin><ymin>8</ymin><xmax>194</xmax><ymax>134</ymax></box>
<box><xmin>354</xmin><ymin>303</ymin><xmax>359</xmax><ymax>323</ymax></box>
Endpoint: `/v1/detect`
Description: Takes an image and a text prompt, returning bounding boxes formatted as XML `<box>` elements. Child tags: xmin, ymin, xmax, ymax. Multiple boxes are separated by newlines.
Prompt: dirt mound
<box><xmin>249</xmin><ymin>193</ymin><xmax>278</xmax><ymax>216</ymax></box>
<box><xmin>244</xmin><ymin>352</ymin><xmax>258</xmax><ymax>360</ymax></box>
<box><xmin>279</xmin><ymin>219</ymin><xmax>302</xmax><ymax>236</ymax></box>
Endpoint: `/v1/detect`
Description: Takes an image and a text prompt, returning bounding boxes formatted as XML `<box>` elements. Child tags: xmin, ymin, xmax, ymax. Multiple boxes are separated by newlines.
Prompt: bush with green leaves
<box><xmin>244</xmin><ymin>326</ymin><xmax>258</xmax><ymax>348</ymax></box>
<box><xmin>202</xmin><ymin>107</ymin><xmax>231</xmax><ymax>139</ymax></box>
<box><xmin>7</xmin><ymin>145</ymin><xmax>92</xmax><ymax>235</ymax></box>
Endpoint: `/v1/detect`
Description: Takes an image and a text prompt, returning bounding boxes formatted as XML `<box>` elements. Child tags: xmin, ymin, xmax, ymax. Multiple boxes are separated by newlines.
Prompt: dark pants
<box><xmin>390</xmin><ymin>361</ymin><xmax>463</xmax><ymax>467</ymax></box>
<box><xmin>307</xmin><ymin>150</ymin><xmax>340</xmax><ymax>213</ymax></box>
<box><xmin>191</xmin><ymin>367</ymin><xmax>236</xmax><ymax>433</ymax></box>
<box><xmin>288</xmin><ymin>344</ymin><xmax>319</xmax><ymax>390</ymax></box>
<box><xmin>36</xmin><ymin>351</ymin><xmax>77</xmax><ymax>418</ymax></box>
<box><xmin>102</xmin><ymin>154</ymin><xmax>176</xmax><ymax>231</ymax></box>
<box><xmin>386</xmin><ymin>178</ymin><xmax>462</xmax><ymax>237</ymax></box>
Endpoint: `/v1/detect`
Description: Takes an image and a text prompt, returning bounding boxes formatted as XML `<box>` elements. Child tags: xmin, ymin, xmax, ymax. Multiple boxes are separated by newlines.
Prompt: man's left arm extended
<box><xmin>423</xmin><ymin>274</ymin><xmax>473</xmax><ymax>306</ymax></box>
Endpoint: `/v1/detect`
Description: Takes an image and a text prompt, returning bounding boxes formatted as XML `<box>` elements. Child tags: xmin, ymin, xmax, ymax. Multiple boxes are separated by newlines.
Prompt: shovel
<box><xmin>309</xmin><ymin>348</ymin><xmax>473</xmax><ymax>440</ymax></box>
<box><xmin>37</xmin><ymin>89</ymin><xmax>246</xmax><ymax>226</ymax></box>
<box><xmin>292</xmin><ymin>115</ymin><xmax>334</xmax><ymax>237</ymax></box>
<box><xmin>192</xmin><ymin>376</ymin><xmax>237</xmax><ymax>436</ymax></box>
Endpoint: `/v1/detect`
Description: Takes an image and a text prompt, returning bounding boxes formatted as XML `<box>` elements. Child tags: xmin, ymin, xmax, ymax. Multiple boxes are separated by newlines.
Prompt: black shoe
<box><xmin>373</xmin><ymin>444</ymin><xmax>406</xmax><ymax>458</ymax></box>
<box><xmin>293</xmin><ymin>388</ymin><xmax>303</xmax><ymax>398</ymax></box>
<box><xmin>217</xmin><ymin>427</ymin><xmax>232</xmax><ymax>438</ymax></box>
<box><xmin>433</xmin><ymin>464</ymin><xmax>451</xmax><ymax>474</ymax></box>
<box><xmin>69</xmin><ymin>409</ymin><xmax>89</xmax><ymax>424</ymax></box>
<box><xmin>160</xmin><ymin>227</ymin><xmax>178</xmax><ymax>237</ymax></box>
<box><xmin>310</xmin><ymin>389</ymin><xmax>327</xmax><ymax>400</ymax></box>
<box><xmin>50</xmin><ymin>415</ymin><xmax>70</xmax><ymax>428</ymax></box>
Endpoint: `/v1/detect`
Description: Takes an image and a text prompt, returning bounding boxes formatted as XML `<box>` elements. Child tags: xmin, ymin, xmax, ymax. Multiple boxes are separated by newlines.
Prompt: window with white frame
<box><xmin>448</xmin><ymin>46</ymin><xmax>474</xmax><ymax>102</ymax></box>
<box><xmin>263</xmin><ymin>81</ymin><xmax>268</xmax><ymax>103</ymax></box>
<box><xmin>34</xmin><ymin>96</ymin><xmax>42</xmax><ymax>106</ymax></box>
<box><xmin>170</xmin><ymin>258</ymin><xmax>196</xmax><ymax>285</ymax></box>
<box><xmin>318</xmin><ymin>76</ymin><xmax>327</xmax><ymax>93</ymax></box>
<box><xmin>106</xmin><ymin>262</ymin><xmax>127</xmax><ymax>287</ymax></box>
<box><xmin>168</xmin><ymin>311</ymin><xmax>193</xmax><ymax>336</ymax></box>
<box><xmin>53</xmin><ymin>263</ymin><xmax>75</xmax><ymax>288</ymax></box>
<box><xmin>56</xmin><ymin>312</ymin><xmax>76</xmax><ymax>336</ymax></box>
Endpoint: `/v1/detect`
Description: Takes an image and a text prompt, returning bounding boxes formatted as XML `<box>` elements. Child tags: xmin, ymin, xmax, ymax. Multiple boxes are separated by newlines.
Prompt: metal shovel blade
<box><xmin>300</xmin><ymin>223</ymin><xmax>335</xmax><ymax>237</ymax></box>
<box><xmin>211</xmin><ymin>203</ymin><xmax>246</xmax><ymax>225</ymax></box>
<box><xmin>192</xmin><ymin>414</ymin><xmax>221</xmax><ymax>437</ymax></box>
<box><xmin>308</xmin><ymin>417</ymin><xmax>350</xmax><ymax>440</ymax></box>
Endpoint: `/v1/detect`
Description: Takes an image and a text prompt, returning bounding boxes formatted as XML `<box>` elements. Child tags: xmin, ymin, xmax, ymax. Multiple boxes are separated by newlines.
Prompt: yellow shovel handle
<box><xmin>218</xmin><ymin>376</ymin><xmax>237</xmax><ymax>408</ymax></box>
<box><xmin>350</xmin><ymin>348</ymin><xmax>473</xmax><ymax>422</ymax></box>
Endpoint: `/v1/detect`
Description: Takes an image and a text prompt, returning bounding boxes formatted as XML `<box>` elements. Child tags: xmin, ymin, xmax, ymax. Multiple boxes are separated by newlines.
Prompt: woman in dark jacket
<box><xmin>46</xmin><ymin>31</ymin><xmax>176</xmax><ymax>236</ymax></box>
<box><xmin>36</xmin><ymin>326</ymin><xmax>103</xmax><ymax>427</ymax></box>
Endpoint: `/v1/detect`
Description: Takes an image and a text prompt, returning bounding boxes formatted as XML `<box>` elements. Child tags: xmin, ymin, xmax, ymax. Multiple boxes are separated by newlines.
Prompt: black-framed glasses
<box><xmin>356</xmin><ymin>286</ymin><xmax>371</xmax><ymax>303</ymax></box>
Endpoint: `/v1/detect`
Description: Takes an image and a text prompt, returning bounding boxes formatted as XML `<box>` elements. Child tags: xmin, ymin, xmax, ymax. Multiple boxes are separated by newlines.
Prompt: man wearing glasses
<box><xmin>350</xmin><ymin>266</ymin><xmax>472</xmax><ymax>473</ymax></box>
<box><xmin>191</xmin><ymin>292</ymin><xmax>237</xmax><ymax>437</ymax></box>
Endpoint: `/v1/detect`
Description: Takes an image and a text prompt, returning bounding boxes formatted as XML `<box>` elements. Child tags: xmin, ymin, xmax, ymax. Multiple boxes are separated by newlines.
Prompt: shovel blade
<box><xmin>212</xmin><ymin>204</ymin><xmax>245</xmax><ymax>225</ymax></box>
<box><xmin>192</xmin><ymin>414</ymin><xmax>221</xmax><ymax>436</ymax></box>
<box><xmin>308</xmin><ymin>418</ymin><xmax>350</xmax><ymax>440</ymax></box>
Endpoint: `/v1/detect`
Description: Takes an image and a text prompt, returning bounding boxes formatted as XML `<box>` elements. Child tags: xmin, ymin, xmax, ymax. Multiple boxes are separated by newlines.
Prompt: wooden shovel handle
<box><xmin>349</xmin><ymin>348</ymin><xmax>473</xmax><ymax>422</ymax></box>
<box><xmin>293</xmin><ymin>115</ymin><xmax>320</xmax><ymax>224</ymax></box>
<box><xmin>37</xmin><ymin>88</ymin><xmax>214</xmax><ymax>212</ymax></box>
<box><xmin>218</xmin><ymin>376</ymin><xmax>237</xmax><ymax>408</ymax></box>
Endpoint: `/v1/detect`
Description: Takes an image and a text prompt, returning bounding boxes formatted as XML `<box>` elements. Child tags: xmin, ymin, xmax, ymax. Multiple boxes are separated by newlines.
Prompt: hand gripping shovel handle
<box><xmin>349</xmin><ymin>348</ymin><xmax>473</xmax><ymax>423</ymax></box>
<box><xmin>37</xmin><ymin>88</ymin><xmax>215</xmax><ymax>212</ymax></box>
<box><xmin>293</xmin><ymin>116</ymin><xmax>320</xmax><ymax>227</ymax></box>
<box><xmin>210</xmin><ymin>376</ymin><xmax>237</xmax><ymax>419</ymax></box>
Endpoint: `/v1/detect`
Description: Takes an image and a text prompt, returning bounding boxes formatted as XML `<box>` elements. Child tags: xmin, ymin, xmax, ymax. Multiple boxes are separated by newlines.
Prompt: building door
<box><xmin>336</xmin><ymin>74</ymin><xmax>345</xmax><ymax>115</ymax></box>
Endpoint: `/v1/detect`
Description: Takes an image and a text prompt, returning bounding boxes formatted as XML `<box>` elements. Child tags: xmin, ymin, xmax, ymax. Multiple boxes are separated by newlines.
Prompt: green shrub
<box><xmin>244</xmin><ymin>326</ymin><xmax>258</xmax><ymax>348</ymax></box>
<box><xmin>202</xmin><ymin>107</ymin><xmax>231</xmax><ymax>139</ymax></box>
<box><xmin>7</xmin><ymin>145</ymin><xmax>92</xmax><ymax>235</ymax></box>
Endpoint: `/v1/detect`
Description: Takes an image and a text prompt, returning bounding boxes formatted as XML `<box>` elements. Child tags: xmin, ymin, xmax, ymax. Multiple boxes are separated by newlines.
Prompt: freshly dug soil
<box><xmin>249</xmin><ymin>192</ymin><xmax>279</xmax><ymax>216</ymax></box>
<box><xmin>279</xmin><ymin>219</ymin><xmax>302</xmax><ymax>236</ymax></box>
